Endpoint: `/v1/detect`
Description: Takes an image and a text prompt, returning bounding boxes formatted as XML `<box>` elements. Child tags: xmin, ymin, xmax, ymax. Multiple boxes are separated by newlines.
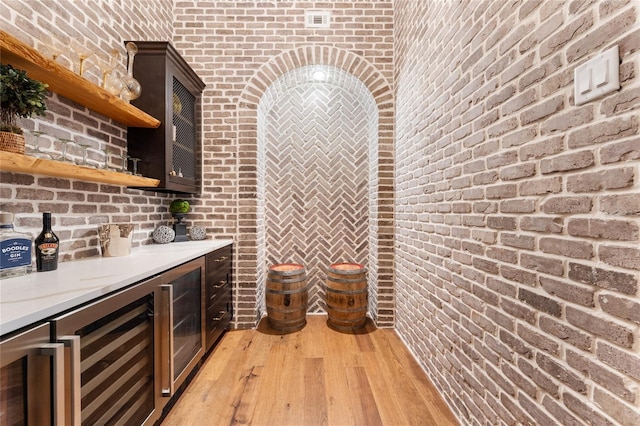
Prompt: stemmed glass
<box><xmin>121</xmin><ymin>42</ymin><xmax>141</xmax><ymax>101</ymax></box>
<box><xmin>76</xmin><ymin>144</ymin><xmax>91</xmax><ymax>166</ymax></box>
<box><xmin>56</xmin><ymin>138</ymin><xmax>75</xmax><ymax>163</ymax></box>
<box><xmin>26</xmin><ymin>130</ymin><xmax>53</xmax><ymax>159</ymax></box>
<box><xmin>69</xmin><ymin>39</ymin><xmax>94</xmax><ymax>76</ymax></box>
<box><xmin>96</xmin><ymin>49</ymin><xmax>119</xmax><ymax>89</ymax></box>
<box><xmin>100</xmin><ymin>149</ymin><xmax>114</xmax><ymax>170</ymax></box>
<box><xmin>118</xmin><ymin>154</ymin><xmax>132</xmax><ymax>174</ymax></box>
<box><xmin>129</xmin><ymin>157</ymin><xmax>141</xmax><ymax>176</ymax></box>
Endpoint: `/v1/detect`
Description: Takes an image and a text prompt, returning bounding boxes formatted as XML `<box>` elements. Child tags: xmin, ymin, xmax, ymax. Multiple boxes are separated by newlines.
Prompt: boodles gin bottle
<box><xmin>0</xmin><ymin>213</ymin><xmax>33</xmax><ymax>279</ymax></box>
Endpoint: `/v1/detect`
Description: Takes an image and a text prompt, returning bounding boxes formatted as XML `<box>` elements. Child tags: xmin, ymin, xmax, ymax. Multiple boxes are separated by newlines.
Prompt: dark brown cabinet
<box><xmin>205</xmin><ymin>245</ymin><xmax>233</xmax><ymax>351</ymax></box>
<box><xmin>127</xmin><ymin>41</ymin><xmax>205</xmax><ymax>194</ymax></box>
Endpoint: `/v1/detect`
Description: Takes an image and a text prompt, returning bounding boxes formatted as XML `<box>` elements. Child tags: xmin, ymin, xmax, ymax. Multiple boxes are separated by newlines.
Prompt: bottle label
<box><xmin>1</xmin><ymin>238</ymin><xmax>32</xmax><ymax>270</ymax></box>
<box><xmin>38</xmin><ymin>242</ymin><xmax>58</xmax><ymax>258</ymax></box>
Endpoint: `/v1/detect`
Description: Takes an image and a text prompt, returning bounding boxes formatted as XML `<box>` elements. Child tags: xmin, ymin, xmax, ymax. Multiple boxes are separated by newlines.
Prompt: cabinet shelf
<box><xmin>0</xmin><ymin>30</ymin><xmax>160</xmax><ymax>129</ymax></box>
<box><xmin>0</xmin><ymin>151</ymin><xmax>160</xmax><ymax>187</ymax></box>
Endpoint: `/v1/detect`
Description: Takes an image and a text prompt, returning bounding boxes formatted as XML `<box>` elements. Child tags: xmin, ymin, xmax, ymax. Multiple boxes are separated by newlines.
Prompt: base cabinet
<box><xmin>0</xmin><ymin>243</ymin><xmax>233</xmax><ymax>426</ymax></box>
<box><xmin>205</xmin><ymin>245</ymin><xmax>233</xmax><ymax>351</ymax></box>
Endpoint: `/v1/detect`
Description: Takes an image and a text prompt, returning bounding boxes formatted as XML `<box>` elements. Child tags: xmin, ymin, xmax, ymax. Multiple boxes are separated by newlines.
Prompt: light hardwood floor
<box><xmin>161</xmin><ymin>315</ymin><xmax>459</xmax><ymax>426</ymax></box>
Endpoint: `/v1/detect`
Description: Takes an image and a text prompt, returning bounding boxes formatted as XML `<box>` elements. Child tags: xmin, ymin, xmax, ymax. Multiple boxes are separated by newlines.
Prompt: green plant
<box><xmin>0</xmin><ymin>64</ymin><xmax>48</xmax><ymax>134</ymax></box>
<box><xmin>169</xmin><ymin>199</ymin><xmax>190</xmax><ymax>214</ymax></box>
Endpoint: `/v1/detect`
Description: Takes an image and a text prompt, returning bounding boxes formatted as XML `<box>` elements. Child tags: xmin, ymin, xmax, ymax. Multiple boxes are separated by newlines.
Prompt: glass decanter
<box><xmin>121</xmin><ymin>42</ymin><xmax>141</xmax><ymax>101</ymax></box>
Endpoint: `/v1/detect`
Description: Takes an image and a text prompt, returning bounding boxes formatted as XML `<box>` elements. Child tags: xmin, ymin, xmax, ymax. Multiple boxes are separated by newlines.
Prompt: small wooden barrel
<box><xmin>266</xmin><ymin>263</ymin><xmax>308</xmax><ymax>332</ymax></box>
<box><xmin>325</xmin><ymin>262</ymin><xmax>368</xmax><ymax>332</ymax></box>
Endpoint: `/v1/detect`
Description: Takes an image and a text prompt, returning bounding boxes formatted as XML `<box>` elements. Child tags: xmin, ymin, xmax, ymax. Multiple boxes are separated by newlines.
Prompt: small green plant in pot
<box><xmin>0</xmin><ymin>63</ymin><xmax>48</xmax><ymax>154</ymax></box>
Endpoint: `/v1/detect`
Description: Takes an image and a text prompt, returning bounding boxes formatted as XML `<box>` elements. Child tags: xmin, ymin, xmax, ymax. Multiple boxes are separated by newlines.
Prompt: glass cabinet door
<box><xmin>159</xmin><ymin>257</ymin><xmax>205</xmax><ymax>398</ymax></box>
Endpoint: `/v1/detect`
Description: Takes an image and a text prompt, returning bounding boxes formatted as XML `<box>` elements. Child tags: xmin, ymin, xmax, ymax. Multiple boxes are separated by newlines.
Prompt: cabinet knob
<box><xmin>215</xmin><ymin>256</ymin><xmax>228</xmax><ymax>262</ymax></box>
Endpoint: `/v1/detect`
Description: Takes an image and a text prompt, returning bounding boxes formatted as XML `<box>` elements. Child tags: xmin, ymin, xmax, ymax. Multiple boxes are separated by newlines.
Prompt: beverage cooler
<box><xmin>0</xmin><ymin>256</ymin><xmax>207</xmax><ymax>425</ymax></box>
<box><xmin>50</xmin><ymin>277</ymin><xmax>163</xmax><ymax>426</ymax></box>
<box><xmin>0</xmin><ymin>323</ymin><xmax>63</xmax><ymax>425</ymax></box>
<box><xmin>158</xmin><ymin>257</ymin><xmax>205</xmax><ymax>399</ymax></box>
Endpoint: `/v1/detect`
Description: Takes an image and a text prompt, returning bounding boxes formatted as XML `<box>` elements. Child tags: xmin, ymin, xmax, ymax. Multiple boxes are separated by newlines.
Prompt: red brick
<box><xmin>501</xmin><ymin>233</ymin><xmax>535</xmax><ymax>250</ymax></box>
<box><xmin>520</xmin><ymin>95</ymin><xmax>564</xmax><ymax>125</ymax></box>
<box><xmin>519</xmin><ymin>135</ymin><xmax>564</xmax><ymax>160</ymax></box>
<box><xmin>597</xmin><ymin>342</ymin><xmax>640</xmax><ymax>381</ymax></box>
<box><xmin>518</xmin><ymin>288</ymin><xmax>562</xmax><ymax>317</ymax></box>
<box><xmin>600</xmin><ymin>294</ymin><xmax>640</xmax><ymax>325</ymax></box>
<box><xmin>600</xmin><ymin>194</ymin><xmax>640</xmax><ymax>216</ymax></box>
<box><xmin>519</xmin><ymin>55</ymin><xmax>563</xmax><ymax>92</ymax></box>
<box><xmin>541</xmin><ymin>395</ymin><xmax>587</xmax><ymax>426</ymax></box>
<box><xmin>518</xmin><ymin>392</ymin><xmax>556</xmax><ymax>425</ymax></box>
<box><xmin>567</xmin><ymin>349</ymin><xmax>636</xmax><ymax>403</ymax></box>
<box><xmin>540</xmin><ymin>151</ymin><xmax>595</xmax><ymax>174</ymax></box>
<box><xmin>536</xmin><ymin>352</ymin><xmax>587</xmax><ymax>394</ymax></box>
<box><xmin>539</xmin><ymin>316</ymin><xmax>593</xmax><ymax>352</ymax></box>
<box><xmin>567</xmin><ymin>115</ymin><xmax>638</xmax><ymax>148</ymax></box>
<box><xmin>519</xmin><ymin>176</ymin><xmax>562</xmax><ymax>196</ymax></box>
<box><xmin>541</xmin><ymin>196</ymin><xmax>593</xmax><ymax>214</ymax></box>
<box><xmin>500</xmin><ymin>199</ymin><xmax>535</xmax><ymax>213</ymax></box>
<box><xmin>539</xmin><ymin>276</ymin><xmax>595</xmax><ymax>307</ymax></box>
<box><xmin>563</xmin><ymin>391</ymin><xmax>616</xmax><ymax>426</ymax></box>
<box><xmin>517</xmin><ymin>323</ymin><xmax>560</xmax><ymax>356</ymax></box>
<box><xmin>501</xmin><ymin>265</ymin><xmax>537</xmax><ymax>286</ymax></box>
<box><xmin>601</xmin><ymin>86</ymin><xmax>640</xmax><ymax>116</ymax></box>
<box><xmin>539</xmin><ymin>237</ymin><xmax>594</xmax><ymax>259</ymax></box>
<box><xmin>568</xmin><ymin>262</ymin><xmax>638</xmax><ymax>294</ymax></box>
<box><xmin>566</xmin><ymin>8</ymin><xmax>636</xmax><ymax>62</ymax></box>
<box><xmin>593</xmin><ymin>388</ymin><xmax>640</xmax><ymax>426</ymax></box>
<box><xmin>501</xmin><ymin>298</ymin><xmax>537</xmax><ymax>324</ymax></box>
<box><xmin>566</xmin><ymin>306</ymin><xmax>634</xmax><ymax>348</ymax></box>
<box><xmin>486</xmin><ymin>183</ymin><xmax>517</xmax><ymax>199</ymax></box>
<box><xmin>566</xmin><ymin>167</ymin><xmax>634</xmax><ymax>193</ymax></box>
<box><xmin>599</xmin><ymin>245</ymin><xmax>640</xmax><ymax>270</ymax></box>
<box><xmin>567</xmin><ymin>218</ymin><xmax>639</xmax><ymax>241</ymax></box>
<box><xmin>521</xmin><ymin>253</ymin><xmax>564</xmax><ymax>276</ymax></box>
<box><xmin>502</xmin><ymin>126</ymin><xmax>537</xmax><ymax>148</ymax></box>
<box><xmin>600</xmin><ymin>138</ymin><xmax>640</xmax><ymax>164</ymax></box>
<box><xmin>499</xmin><ymin>163</ymin><xmax>536</xmax><ymax>180</ymax></box>
<box><xmin>539</xmin><ymin>11</ymin><xmax>593</xmax><ymax>58</ymax></box>
<box><xmin>541</xmin><ymin>105</ymin><xmax>593</xmax><ymax>135</ymax></box>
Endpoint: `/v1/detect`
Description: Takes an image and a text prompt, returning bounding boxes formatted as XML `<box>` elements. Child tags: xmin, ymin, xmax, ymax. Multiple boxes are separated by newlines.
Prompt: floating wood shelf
<box><xmin>0</xmin><ymin>151</ymin><xmax>160</xmax><ymax>187</ymax></box>
<box><xmin>0</xmin><ymin>30</ymin><xmax>160</xmax><ymax>129</ymax></box>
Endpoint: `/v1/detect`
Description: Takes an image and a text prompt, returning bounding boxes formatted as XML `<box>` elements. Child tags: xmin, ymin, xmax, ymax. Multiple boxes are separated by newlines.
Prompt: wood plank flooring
<box><xmin>161</xmin><ymin>315</ymin><xmax>459</xmax><ymax>426</ymax></box>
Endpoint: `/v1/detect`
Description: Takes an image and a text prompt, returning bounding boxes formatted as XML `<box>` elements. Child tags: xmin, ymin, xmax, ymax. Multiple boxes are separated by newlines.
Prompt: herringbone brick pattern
<box><xmin>263</xmin><ymin>67</ymin><xmax>373</xmax><ymax>312</ymax></box>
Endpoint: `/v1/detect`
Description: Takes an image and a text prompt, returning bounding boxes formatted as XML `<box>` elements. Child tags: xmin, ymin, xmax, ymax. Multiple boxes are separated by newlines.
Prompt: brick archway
<box><xmin>235</xmin><ymin>45</ymin><xmax>394</xmax><ymax>329</ymax></box>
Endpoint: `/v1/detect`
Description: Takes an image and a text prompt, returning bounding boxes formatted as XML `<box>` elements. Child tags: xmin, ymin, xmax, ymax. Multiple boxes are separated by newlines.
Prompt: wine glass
<box><xmin>26</xmin><ymin>130</ymin><xmax>53</xmax><ymax>159</ymax></box>
<box><xmin>96</xmin><ymin>49</ymin><xmax>119</xmax><ymax>88</ymax></box>
<box><xmin>129</xmin><ymin>157</ymin><xmax>141</xmax><ymax>176</ymax></box>
<box><xmin>99</xmin><ymin>149</ymin><xmax>114</xmax><ymax>170</ymax></box>
<box><xmin>76</xmin><ymin>144</ymin><xmax>91</xmax><ymax>166</ymax></box>
<box><xmin>56</xmin><ymin>138</ymin><xmax>75</xmax><ymax>163</ymax></box>
<box><xmin>121</xmin><ymin>42</ymin><xmax>141</xmax><ymax>101</ymax></box>
<box><xmin>118</xmin><ymin>154</ymin><xmax>131</xmax><ymax>174</ymax></box>
<box><xmin>69</xmin><ymin>39</ymin><xmax>94</xmax><ymax>76</ymax></box>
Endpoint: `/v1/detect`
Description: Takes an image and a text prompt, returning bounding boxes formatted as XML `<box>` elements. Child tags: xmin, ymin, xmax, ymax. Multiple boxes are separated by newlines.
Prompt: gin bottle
<box><xmin>0</xmin><ymin>213</ymin><xmax>33</xmax><ymax>279</ymax></box>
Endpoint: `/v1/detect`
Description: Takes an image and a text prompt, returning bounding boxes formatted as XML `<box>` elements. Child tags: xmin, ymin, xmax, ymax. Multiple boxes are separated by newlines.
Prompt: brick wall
<box><xmin>0</xmin><ymin>0</ymin><xmax>178</xmax><ymax>260</ymax></box>
<box><xmin>395</xmin><ymin>1</ymin><xmax>640</xmax><ymax>425</ymax></box>
<box><xmin>172</xmin><ymin>1</ymin><xmax>395</xmax><ymax>328</ymax></box>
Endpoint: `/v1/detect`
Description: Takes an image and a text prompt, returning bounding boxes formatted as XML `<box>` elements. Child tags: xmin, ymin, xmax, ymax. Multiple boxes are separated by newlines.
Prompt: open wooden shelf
<box><xmin>0</xmin><ymin>151</ymin><xmax>160</xmax><ymax>187</ymax></box>
<box><xmin>0</xmin><ymin>30</ymin><xmax>160</xmax><ymax>129</ymax></box>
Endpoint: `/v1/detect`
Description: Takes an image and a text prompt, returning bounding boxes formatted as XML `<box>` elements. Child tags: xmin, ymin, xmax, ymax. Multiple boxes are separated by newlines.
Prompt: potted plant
<box><xmin>0</xmin><ymin>63</ymin><xmax>48</xmax><ymax>154</ymax></box>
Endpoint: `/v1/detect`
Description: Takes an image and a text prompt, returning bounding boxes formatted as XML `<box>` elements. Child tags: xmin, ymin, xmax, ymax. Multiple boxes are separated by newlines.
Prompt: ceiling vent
<box><xmin>305</xmin><ymin>11</ymin><xmax>330</xmax><ymax>28</ymax></box>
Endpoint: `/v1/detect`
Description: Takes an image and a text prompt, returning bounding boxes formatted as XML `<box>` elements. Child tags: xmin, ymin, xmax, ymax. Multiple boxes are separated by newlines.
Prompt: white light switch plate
<box><xmin>574</xmin><ymin>45</ymin><xmax>620</xmax><ymax>106</ymax></box>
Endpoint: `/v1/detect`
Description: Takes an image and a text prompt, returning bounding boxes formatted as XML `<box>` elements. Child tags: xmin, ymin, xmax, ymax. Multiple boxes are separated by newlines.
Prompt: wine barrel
<box><xmin>266</xmin><ymin>263</ymin><xmax>308</xmax><ymax>332</ymax></box>
<box><xmin>325</xmin><ymin>262</ymin><xmax>368</xmax><ymax>332</ymax></box>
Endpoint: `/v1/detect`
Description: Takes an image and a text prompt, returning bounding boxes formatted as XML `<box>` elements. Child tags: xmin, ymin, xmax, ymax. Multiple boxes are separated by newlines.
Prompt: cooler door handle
<box><xmin>161</xmin><ymin>284</ymin><xmax>175</xmax><ymax>397</ymax></box>
<box><xmin>41</xmin><ymin>343</ymin><xmax>65</xmax><ymax>426</ymax></box>
<box><xmin>58</xmin><ymin>335</ymin><xmax>81</xmax><ymax>426</ymax></box>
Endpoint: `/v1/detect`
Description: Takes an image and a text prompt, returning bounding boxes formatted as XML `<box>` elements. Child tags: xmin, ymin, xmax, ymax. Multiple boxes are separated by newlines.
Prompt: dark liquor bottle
<box><xmin>35</xmin><ymin>212</ymin><xmax>59</xmax><ymax>272</ymax></box>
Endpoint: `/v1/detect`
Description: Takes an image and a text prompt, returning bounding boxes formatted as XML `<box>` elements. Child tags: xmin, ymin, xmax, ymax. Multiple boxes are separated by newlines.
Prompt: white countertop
<box><xmin>0</xmin><ymin>239</ymin><xmax>233</xmax><ymax>336</ymax></box>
